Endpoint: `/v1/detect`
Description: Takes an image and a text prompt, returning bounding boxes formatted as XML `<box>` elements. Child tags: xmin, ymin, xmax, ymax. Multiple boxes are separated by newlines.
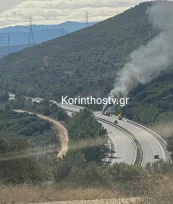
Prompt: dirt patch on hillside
<box><xmin>14</xmin><ymin>110</ymin><xmax>69</xmax><ymax>158</ymax></box>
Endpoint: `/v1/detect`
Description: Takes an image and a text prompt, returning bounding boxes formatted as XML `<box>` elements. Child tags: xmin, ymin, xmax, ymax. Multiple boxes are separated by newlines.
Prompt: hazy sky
<box><xmin>0</xmin><ymin>0</ymin><xmax>164</xmax><ymax>28</ymax></box>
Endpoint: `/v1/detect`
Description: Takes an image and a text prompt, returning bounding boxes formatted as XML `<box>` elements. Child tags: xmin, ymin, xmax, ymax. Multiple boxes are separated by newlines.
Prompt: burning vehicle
<box><xmin>118</xmin><ymin>113</ymin><xmax>122</xmax><ymax>120</ymax></box>
<box><xmin>102</xmin><ymin>103</ymin><xmax>112</xmax><ymax>116</ymax></box>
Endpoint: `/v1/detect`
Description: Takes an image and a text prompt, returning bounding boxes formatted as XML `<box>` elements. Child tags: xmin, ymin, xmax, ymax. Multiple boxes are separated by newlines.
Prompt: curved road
<box><xmin>95</xmin><ymin>112</ymin><xmax>170</xmax><ymax>166</ymax></box>
<box><xmin>62</xmin><ymin>104</ymin><xmax>137</xmax><ymax>165</ymax></box>
<box><xmin>9</xmin><ymin>94</ymin><xmax>170</xmax><ymax>166</ymax></box>
<box><xmin>66</xmin><ymin>109</ymin><xmax>136</xmax><ymax>165</ymax></box>
<box><xmin>100</xmin><ymin>121</ymin><xmax>136</xmax><ymax>165</ymax></box>
<box><xmin>60</xmin><ymin>104</ymin><xmax>170</xmax><ymax>166</ymax></box>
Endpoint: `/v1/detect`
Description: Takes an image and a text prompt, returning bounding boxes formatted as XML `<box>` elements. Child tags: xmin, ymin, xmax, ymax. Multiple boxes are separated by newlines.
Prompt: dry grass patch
<box><xmin>1</xmin><ymin>176</ymin><xmax>173</xmax><ymax>204</ymax></box>
<box><xmin>149</xmin><ymin>121</ymin><xmax>173</xmax><ymax>139</ymax></box>
<box><xmin>69</xmin><ymin>137</ymin><xmax>107</xmax><ymax>151</ymax></box>
<box><xmin>0</xmin><ymin>185</ymin><xmax>120</xmax><ymax>204</ymax></box>
<box><xmin>29</xmin><ymin>198</ymin><xmax>142</xmax><ymax>204</ymax></box>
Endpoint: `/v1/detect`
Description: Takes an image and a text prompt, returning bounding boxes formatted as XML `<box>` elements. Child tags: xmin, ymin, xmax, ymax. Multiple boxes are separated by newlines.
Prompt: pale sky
<box><xmin>0</xmin><ymin>0</ymin><xmax>162</xmax><ymax>28</ymax></box>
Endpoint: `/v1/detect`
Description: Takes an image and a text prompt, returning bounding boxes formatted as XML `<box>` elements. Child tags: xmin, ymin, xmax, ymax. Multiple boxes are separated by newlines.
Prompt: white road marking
<box><xmin>128</xmin><ymin>122</ymin><xmax>165</xmax><ymax>161</ymax></box>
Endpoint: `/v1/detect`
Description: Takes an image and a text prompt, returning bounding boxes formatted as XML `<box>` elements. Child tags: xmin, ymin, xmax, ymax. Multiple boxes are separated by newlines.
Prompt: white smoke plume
<box><xmin>110</xmin><ymin>2</ymin><xmax>173</xmax><ymax>99</ymax></box>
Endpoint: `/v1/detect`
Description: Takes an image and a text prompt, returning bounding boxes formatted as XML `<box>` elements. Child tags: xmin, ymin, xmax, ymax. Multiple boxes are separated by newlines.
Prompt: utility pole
<box><xmin>61</xmin><ymin>28</ymin><xmax>64</xmax><ymax>36</ymax></box>
<box><xmin>5</xmin><ymin>33</ymin><xmax>13</xmax><ymax>55</ymax></box>
<box><xmin>86</xmin><ymin>11</ymin><xmax>89</xmax><ymax>28</ymax></box>
<box><xmin>45</xmin><ymin>133</ymin><xmax>48</xmax><ymax>158</ymax></box>
<box><xmin>28</xmin><ymin>16</ymin><xmax>35</xmax><ymax>46</ymax></box>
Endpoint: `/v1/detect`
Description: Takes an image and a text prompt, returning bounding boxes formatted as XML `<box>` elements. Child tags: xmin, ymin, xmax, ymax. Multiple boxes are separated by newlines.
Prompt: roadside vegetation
<box><xmin>0</xmin><ymin>108</ymin><xmax>57</xmax><ymax>184</ymax></box>
<box><xmin>0</xmin><ymin>1</ymin><xmax>172</xmax><ymax>203</ymax></box>
<box><xmin>0</xmin><ymin>95</ymin><xmax>173</xmax><ymax>203</ymax></box>
<box><xmin>150</xmin><ymin>120</ymin><xmax>173</xmax><ymax>139</ymax></box>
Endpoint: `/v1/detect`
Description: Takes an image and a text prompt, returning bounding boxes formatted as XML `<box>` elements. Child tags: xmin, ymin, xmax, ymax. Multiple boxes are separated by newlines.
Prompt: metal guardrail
<box><xmin>127</xmin><ymin>119</ymin><xmax>167</xmax><ymax>145</ymax></box>
<box><xmin>126</xmin><ymin>119</ymin><xmax>170</xmax><ymax>162</ymax></box>
<box><xmin>63</xmin><ymin>107</ymin><xmax>143</xmax><ymax>166</ymax></box>
<box><xmin>8</xmin><ymin>92</ymin><xmax>144</xmax><ymax>166</ymax></box>
<box><xmin>95</xmin><ymin>117</ymin><xmax>143</xmax><ymax>166</ymax></box>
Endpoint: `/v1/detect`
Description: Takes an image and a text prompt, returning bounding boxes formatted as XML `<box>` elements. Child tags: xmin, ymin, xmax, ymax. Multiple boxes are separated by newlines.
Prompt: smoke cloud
<box><xmin>111</xmin><ymin>2</ymin><xmax>173</xmax><ymax>99</ymax></box>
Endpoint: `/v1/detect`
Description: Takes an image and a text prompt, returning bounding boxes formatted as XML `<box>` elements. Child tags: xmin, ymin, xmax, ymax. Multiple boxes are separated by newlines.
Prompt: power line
<box><xmin>60</xmin><ymin>28</ymin><xmax>64</xmax><ymax>36</ymax></box>
<box><xmin>5</xmin><ymin>33</ymin><xmax>13</xmax><ymax>55</ymax></box>
<box><xmin>28</xmin><ymin>16</ymin><xmax>35</xmax><ymax>46</ymax></box>
<box><xmin>86</xmin><ymin>11</ymin><xmax>89</xmax><ymax>28</ymax></box>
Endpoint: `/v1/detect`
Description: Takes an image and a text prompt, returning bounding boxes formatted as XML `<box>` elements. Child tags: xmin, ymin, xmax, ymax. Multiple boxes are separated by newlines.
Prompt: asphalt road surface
<box><xmin>60</xmin><ymin>104</ymin><xmax>170</xmax><ymax>166</ymax></box>
<box><xmin>99</xmin><ymin>121</ymin><xmax>136</xmax><ymax>165</ymax></box>
<box><xmin>8</xmin><ymin>94</ymin><xmax>170</xmax><ymax>166</ymax></box>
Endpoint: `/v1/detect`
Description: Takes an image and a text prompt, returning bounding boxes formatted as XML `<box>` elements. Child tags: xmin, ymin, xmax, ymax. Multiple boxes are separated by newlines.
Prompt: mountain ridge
<box><xmin>0</xmin><ymin>21</ymin><xmax>96</xmax><ymax>57</ymax></box>
<box><xmin>0</xmin><ymin>1</ymin><xmax>172</xmax><ymax>124</ymax></box>
<box><xmin>0</xmin><ymin>21</ymin><xmax>97</xmax><ymax>33</ymax></box>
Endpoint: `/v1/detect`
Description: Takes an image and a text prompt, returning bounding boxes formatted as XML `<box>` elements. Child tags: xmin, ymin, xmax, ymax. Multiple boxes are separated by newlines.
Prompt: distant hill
<box><xmin>0</xmin><ymin>21</ymin><xmax>96</xmax><ymax>57</ymax></box>
<box><xmin>0</xmin><ymin>44</ymin><xmax>27</xmax><ymax>58</ymax></box>
<box><xmin>0</xmin><ymin>21</ymin><xmax>96</xmax><ymax>45</ymax></box>
<box><xmin>0</xmin><ymin>2</ymin><xmax>172</xmax><ymax>124</ymax></box>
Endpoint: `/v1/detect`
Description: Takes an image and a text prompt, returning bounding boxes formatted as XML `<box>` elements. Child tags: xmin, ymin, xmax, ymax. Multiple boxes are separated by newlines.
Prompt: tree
<box><xmin>0</xmin><ymin>91</ymin><xmax>9</xmax><ymax>102</ymax></box>
<box><xmin>40</xmin><ymin>99</ymin><xmax>51</xmax><ymax>116</ymax></box>
<box><xmin>57</xmin><ymin>108</ymin><xmax>68</xmax><ymax>121</ymax></box>
<box><xmin>145</xmin><ymin>160</ymin><xmax>173</xmax><ymax>174</ymax></box>
<box><xmin>55</xmin><ymin>150</ymin><xmax>87</xmax><ymax>181</ymax></box>
<box><xmin>105</xmin><ymin>163</ymin><xmax>146</xmax><ymax>182</ymax></box>
<box><xmin>11</xmin><ymin>94</ymin><xmax>25</xmax><ymax>109</ymax></box>
<box><xmin>5</xmin><ymin>103</ymin><xmax>11</xmax><ymax>110</ymax></box>
<box><xmin>82</xmin><ymin>145</ymin><xmax>107</xmax><ymax>163</ymax></box>
<box><xmin>0</xmin><ymin>157</ymin><xmax>50</xmax><ymax>184</ymax></box>
<box><xmin>167</xmin><ymin>136</ymin><xmax>173</xmax><ymax>161</ymax></box>
<box><xmin>67</xmin><ymin>109</ymin><xmax>107</xmax><ymax>163</ymax></box>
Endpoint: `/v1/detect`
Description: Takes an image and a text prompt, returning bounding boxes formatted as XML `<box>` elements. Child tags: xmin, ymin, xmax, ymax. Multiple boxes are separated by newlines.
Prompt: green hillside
<box><xmin>0</xmin><ymin>1</ymin><xmax>172</xmax><ymax>124</ymax></box>
<box><xmin>0</xmin><ymin>2</ymin><xmax>156</xmax><ymax>97</ymax></box>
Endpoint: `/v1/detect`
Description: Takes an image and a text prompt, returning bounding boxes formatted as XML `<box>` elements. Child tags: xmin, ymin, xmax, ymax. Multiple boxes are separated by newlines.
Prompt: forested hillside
<box><xmin>0</xmin><ymin>1</ymin><xmax>172</xmax><ymax>124</ymax></box>
<box><xmin>0</xmin><ymin>110</ymin><xmax>56</xmax><ymax>150</ymax></box>
<box><xmin>0</xmin><ymin>2</ymin><xmax>157</xmax><ymax>97</ymax></box>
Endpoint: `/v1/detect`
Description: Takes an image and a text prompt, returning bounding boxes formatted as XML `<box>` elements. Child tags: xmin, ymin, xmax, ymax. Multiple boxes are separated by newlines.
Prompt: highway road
<box><xmin>65</xmin><ymin>108</ymin><xmax>136</xmax><ymax>165</ymax></box>
<box><xmin>61</xmin><ymin>104</ymin><xmax>139</xmax><ymax>165</ymax></box>
<box><xmin>95</xmin><ymin>112</ymin><xmax>170</xmax><ymax>166</ymax></box>
<box><xmin>8</xmin><ymin>93</ymin><xmax>170</xmax><ymax>166</ymax></box>
<box><xmin>60</xmin><ymin>104</ymin><xmax>170</xmax><ymax>166</ymax></box>
<box><xmin>99</xmin><ymin>121</ymin><xmax>136</xmax><ymax>165</ymax></box>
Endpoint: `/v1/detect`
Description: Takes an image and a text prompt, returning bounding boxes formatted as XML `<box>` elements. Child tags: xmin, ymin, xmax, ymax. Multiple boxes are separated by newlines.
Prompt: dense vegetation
<box><xmin>67</xmin><ymin>109</ymin><xmax>107</xmax><ymax>163</ymax></box>
<box><xmin>55</xmin><ymin>151</ymin><xmax>147</xmax><ymax>187</ymax></box>
<box><xmin>0</xmin><ymin>2</ymin><xmax>172</xmax><ymax>124</ymax></box>
<box><xmin>0</xmin><ymin>2</ymin><xmax>173</xmax><ymax>200</ymax></box>
<box><xmin>68</xmin><ymin>109</ymin><xmax>106</xmax><ymax>140</ymax></box>
<box><xmin>1</xmin><ymin>99</ymin><xmax>173</xmax><ymax>203</ymax></box>
<box><xmin>0</xmin><ymin>109</ymin><xmax>56</xmax><ymax>183</ymax></box>
<box><xmin>10</xmin><ymin>93</ymin><xmax>68</xmax><ymax>121</ymax></box>
<box><xmin>0</xmin><ymin>2</ymin><xmax>157</xmax><ymax>99</ymax></box>
<box><xmin>0</xmin><ymin>109</ymin><xmax>57</xmax><ymax>151</ymax></box>
<box><xmin>0</xmin><ymin>91</ymin><xmax>9</xmax><ymax>102</ymax></box>
<box><xmin>0</xmin><ymin>98</ymin><xmax>108</xmax><ymax>184</ymax></box>
<box><xmin>0</xmin><ymin>99</ymin><xmax>150</xmax><ymax>187</ymax></box>
<box><xmin>126</xmin><ymin>68</ymin><xmax>173</xmax><ymax>125</ymax></box>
